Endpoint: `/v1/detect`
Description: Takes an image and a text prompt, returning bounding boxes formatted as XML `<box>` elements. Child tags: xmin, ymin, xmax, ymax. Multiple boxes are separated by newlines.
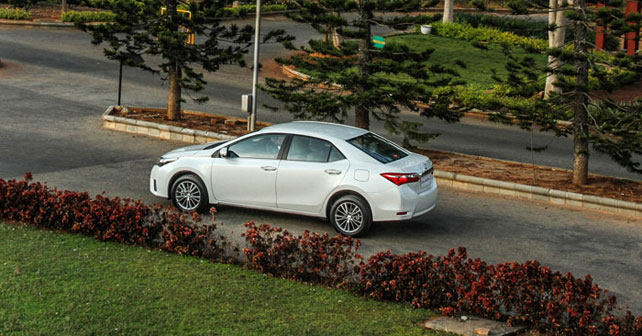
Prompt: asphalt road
<box><xmin>0</xmin><ymin>19</ymin><xmax>640</xmax><ymax>180</ymax></box>
<box><xmin>1</xmin><ymin>21</ymin><xmax>641</xmax><ymax>313</ymax></box>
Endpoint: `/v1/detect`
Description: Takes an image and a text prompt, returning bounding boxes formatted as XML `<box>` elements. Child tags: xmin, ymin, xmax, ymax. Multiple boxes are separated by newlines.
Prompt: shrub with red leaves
<box><xmin>358</xmin><ymin>248</ymin><xmax>642</xmax><ymax>336</ymax></box>
<box><xmin>241</xmin><ymin>221</ymin><xmax>362</xmax><ymax>287</ymax></box>
<box><xmin>0</xmin><ymin>174</ymin><xmax>229</xmax><ymax>260</ymax></box>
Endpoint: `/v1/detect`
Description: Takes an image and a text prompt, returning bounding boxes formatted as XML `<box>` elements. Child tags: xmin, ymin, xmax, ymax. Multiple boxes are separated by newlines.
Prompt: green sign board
<box><xmin>372</xmin><ymin>35</ymin><xmax>385</xmax><ymax>49</ymax></box>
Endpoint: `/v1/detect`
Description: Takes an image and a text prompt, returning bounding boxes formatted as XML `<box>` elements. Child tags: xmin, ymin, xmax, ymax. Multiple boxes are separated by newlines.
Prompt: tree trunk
<box><xmin>571</xmin><ymin>0</ymin><xmax>590</xmax><ymax>185</ymax></box>
<box><xmin>443</xmin><ymin>0</ymin><xmax>454</xmax><ymax>23</ymax></box>
<box><xmin>165</xmin><ymin>0</ymin><xmax>181</xmax><ymax>121</ymax></box>
<box><xmin>331</xmin><ymin>28</ymin><xmax>343</xmax><ymax>48</ymax></box>
<box><xmin>167</xmin><ymin>63</ymin><xmax>182</xmax><ymax>121</ymax></box>
<box><xmin>545</xmin><ymin>0</ymin><xmax>566</xmax><ymax>97</ymax></box>
<box><xmin>355</xmin><ymin>1</ymin><xmax>370</xmax><ymax>130</ymax></box>
<box><xmin>61</xmin><ymin>0</ymin><xmax>68</xmax><ymax>14</ymax></box>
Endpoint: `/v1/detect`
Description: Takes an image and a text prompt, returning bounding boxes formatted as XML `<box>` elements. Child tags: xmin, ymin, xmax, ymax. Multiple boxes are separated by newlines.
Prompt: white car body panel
<box><xmin>149</xmin><ymin>121</ymin><xmax>438</xmax><ymax>222</ymax></box>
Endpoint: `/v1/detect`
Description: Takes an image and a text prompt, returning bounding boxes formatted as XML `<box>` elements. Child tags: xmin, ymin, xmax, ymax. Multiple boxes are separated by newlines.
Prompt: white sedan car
<box><xmin>150</xmin><ymin>121</ymin><xmax>437</xmax><ymax>236</ymax></box>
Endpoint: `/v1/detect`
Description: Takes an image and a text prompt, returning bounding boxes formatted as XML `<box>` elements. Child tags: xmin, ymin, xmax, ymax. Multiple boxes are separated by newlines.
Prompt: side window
<box><xmin>227</xmin><ymin>134</ymin><xmax>285</xmax><ymax>159</ymax></box>
<box><xmin>328</xmin><ymin>146</ymin><xmax>346</xmax><ymax>162</ymax></box>
<box><xmin>287</xmin><ymin>136</ymin><xmax>338</xmax><ymax>163</ymax></box>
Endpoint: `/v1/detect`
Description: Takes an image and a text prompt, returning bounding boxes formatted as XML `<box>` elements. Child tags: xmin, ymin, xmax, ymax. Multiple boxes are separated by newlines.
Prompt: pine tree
<box><xmin>261</xmin><ymin>0</ymin><xmax>464</xmax><ymax>146</ymax></box>
<box><xmin>80</xmin><ymin>0</ymin><xmax>281</xmax><ymax>121</ymax></box>
<box><xmin>494</xmin><ymin>0</ymin><xmax>642</xmax><ymax>184</ymax></box>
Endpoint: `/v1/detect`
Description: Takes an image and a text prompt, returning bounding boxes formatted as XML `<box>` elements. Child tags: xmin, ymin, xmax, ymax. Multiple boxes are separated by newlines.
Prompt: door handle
<box><xmin>324</xmin><ymin>169</ymin><xmax>342</xmax><ymax>175</ymax></box>
<box><xmin>260</xmin><ymin>166</ymin><xmax>277</xmax><ymax>172</ymax></box>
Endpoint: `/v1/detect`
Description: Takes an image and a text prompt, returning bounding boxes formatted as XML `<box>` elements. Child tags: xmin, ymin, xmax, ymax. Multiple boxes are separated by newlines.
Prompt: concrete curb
<box><xmin>434</xmin><ymin>170</ymin><xmax>641</xmax><ymax>218</ymax></box>
<box><xmin>101</xmin><ymin>105</ymin><xmax>262</xmax><ymax>143</ymax></box>
<box><xmin>0</xmin><ymin>19</ymin><xmax>75</xmax><ymax>28</ymax></box>
<box><xmin>0</xmin><ymin>10</ymin><xmax>296</xmax><ymax>29</ymax></box>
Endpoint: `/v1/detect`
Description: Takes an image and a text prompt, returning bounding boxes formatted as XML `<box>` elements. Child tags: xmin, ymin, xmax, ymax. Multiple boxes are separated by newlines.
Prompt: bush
<box><xmin>242</xmin><ymin>222</ymin><xmax>362</xmax><ymax>287</ymax></box>
<box><xmin>61</xmin><ymin>10</ymin><xmax>115</xmax><ymax>23</ymax></box>
<box><xmin>359</xmin><ymin>248</ymin><xmax>642</xmax><ymax>335</ymax></box>
<box><xmin>219</xmin><ymin>4</ymin><xmax>287</xmax><ymax>17</ymax></box>
<box><xmin>427</xmin><ymin>22</ymin><xmax>547</xmax><ymax>52</ymax></box>
<box><xmin>0</xmin><ymin>7</ymin><xmax>31</xmax><ymax>20</ymax></box>
<box><xmin>455</xmin><ymin>13</ymin><xmax>548</xmax><ymax>39</ymax></box>
<box><xmin>0</xmin><ymin>174</ymin><xmax>230</xmax><ymax>259</ymax></box>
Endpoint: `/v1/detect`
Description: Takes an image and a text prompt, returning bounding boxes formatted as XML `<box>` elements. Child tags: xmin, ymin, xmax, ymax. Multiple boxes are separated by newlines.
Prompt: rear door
<box><xmin>276</xmin><ymin>135</ymin><xmax>349</xmax><ymax>213</ymax></box>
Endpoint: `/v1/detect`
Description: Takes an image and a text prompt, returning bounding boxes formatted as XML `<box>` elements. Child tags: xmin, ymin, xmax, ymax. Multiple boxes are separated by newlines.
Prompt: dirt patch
<box><xmin>0</xmin><ymin>4</ymin><xmax>105</xmax><ymax>22</ymax></box>
<box><xmin>261</xmin><ymin>58</ymin><xmax>290</xmax><ymax>81</ymax></box>
<box><xmin>112</xmin><ymin>106</ymin><xmax>269</xmax><ymax>137</ymax></box>
<box><xmin>418</xmin><ymin>148</ymin><xmax>642</xmax><ymax>203</ymax></box>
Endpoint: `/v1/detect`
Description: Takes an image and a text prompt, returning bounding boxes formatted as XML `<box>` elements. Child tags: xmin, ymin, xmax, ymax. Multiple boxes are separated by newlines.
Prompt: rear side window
<box><xmin>286</xmin><ymin>135</ymin><xmax>345</xmax><ymax>163</ymax></box>
<box><xmin>348</xmin><ymin>133</ymin><xmax>407</xmax><ymax>163</ymax></box>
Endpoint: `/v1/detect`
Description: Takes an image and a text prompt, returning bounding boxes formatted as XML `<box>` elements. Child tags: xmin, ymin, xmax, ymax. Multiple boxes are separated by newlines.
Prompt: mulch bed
<box><xmin>112</xmin><ymin>106</ymin><xmax>268</xmax><ymax>137</ymax></box>
<box><xmin>592</xmin><ymin>80</ymin><xmax>642</xmax><ymax>103</ymax></box>
<box><xmin>417</xmin><ymin>148</ymin><xmax>642</xmax><ymax>203</ymax></box>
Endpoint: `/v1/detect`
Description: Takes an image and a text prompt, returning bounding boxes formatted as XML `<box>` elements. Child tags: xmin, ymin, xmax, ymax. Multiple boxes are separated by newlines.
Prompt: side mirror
<box><xmin>219</xmin><ymin>147</ymin><xmax>228</xmax><ymax>158</ymax></box>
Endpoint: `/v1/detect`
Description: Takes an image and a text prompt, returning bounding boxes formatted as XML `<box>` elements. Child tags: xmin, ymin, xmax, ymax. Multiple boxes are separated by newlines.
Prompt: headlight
<box><xmin>157</xmin><ymin>157</ymin><xmax>178</xmax><ymax>167</ymax></box>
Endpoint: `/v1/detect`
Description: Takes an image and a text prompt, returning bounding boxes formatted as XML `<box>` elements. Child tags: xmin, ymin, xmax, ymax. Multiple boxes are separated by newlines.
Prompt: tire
<box><xmin>330</xmin><ymin>195</ymin><xmax>372</xmax><ymax>237</ymax></box>
<box><xmin>171</xmin><ymin>174</ymin><xmax>209</xmax><ymax>213</ymax></box>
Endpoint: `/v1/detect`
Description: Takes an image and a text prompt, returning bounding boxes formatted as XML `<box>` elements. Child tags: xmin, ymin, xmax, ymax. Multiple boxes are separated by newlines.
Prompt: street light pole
<box><xmin>118</xmin><ymin>59</ymin><xmax>123</xmax><ymax>106</ymax></box>
<box><xmin>248</xmin><ymin>0</ymin><xmax>261</xmax><ymax>131</ymax></box>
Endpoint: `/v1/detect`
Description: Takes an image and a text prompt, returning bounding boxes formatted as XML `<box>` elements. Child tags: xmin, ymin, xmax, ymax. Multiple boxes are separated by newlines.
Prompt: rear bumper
<box><xmin>369</xmin><ymin>177</ymin><xmax>438</xmax><ymax>222</ymax></box>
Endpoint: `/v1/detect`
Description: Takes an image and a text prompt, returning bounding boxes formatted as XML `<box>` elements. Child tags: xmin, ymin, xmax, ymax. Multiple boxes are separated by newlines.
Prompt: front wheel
<box><xmin>330</xmin><ymin>195</ymin><xmax>372</xmax><ymax>237</ymax></box>
<box><xmin>171</xmin><ymin>174</ymin><xmax>209</xmax><ymax>213</ymax></box>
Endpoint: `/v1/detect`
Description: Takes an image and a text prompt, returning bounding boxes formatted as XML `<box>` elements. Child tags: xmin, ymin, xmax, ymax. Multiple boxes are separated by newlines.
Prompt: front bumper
<box><xmin>149</xmin><ymin>165</ymin><xmax>169</xmax><ymax>198</ymax></box>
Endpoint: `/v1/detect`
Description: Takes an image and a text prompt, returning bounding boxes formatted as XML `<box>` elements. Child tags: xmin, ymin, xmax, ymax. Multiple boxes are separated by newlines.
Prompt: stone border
<box><xmin>0</xmin><ymin>10</ymin><xmax>296</xmax><ymax>28</ymax></box>
<box><xmin>434</xmin><ymin>170</ymin><xmax>642</xmax><ymax>218</ymax></box>
<box><xmin>102</xmin><ymin>105</ymin><xmax>254</xmax><ymax>144</ymax></box>
<box><xmin>0</xmin><ymin>19</ymin><xmax>75</xmax><ymax>28</ymax></box>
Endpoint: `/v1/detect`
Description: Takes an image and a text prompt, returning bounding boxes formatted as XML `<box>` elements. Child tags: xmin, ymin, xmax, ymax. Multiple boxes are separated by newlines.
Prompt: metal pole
<box><xmin>248</xmin><ymin>0</ymin><xmax>261</xmax><ymax>131</ymax></box>
<box><xmin>118</xmin><ymin>59</ymin><xmax>123</xmax><ymax>106</ymax></box>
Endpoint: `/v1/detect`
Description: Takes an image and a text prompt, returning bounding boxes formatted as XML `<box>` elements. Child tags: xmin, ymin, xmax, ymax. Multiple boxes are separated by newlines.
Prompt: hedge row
<box><xmin>454</xmin><ymin>13</ymin><xmax>549</xmax><ymax>39</ymax></box>
<box><xmin>0</xmin><ymin>7</ymin><xmax>30</xmax><ymax>20</ymax></box>
<box><xmin>426</xmin><ymin>22</ymin><xmax>547</xmax><ymax>52</ymax></box>
<box><xmin>2</xmin><ymin>175</ymin><xmax>641</xmax><ymax>335</ymax></box>
<box><xmin>0</xmin><ymin>174</ymin><xmax>229</xmax><ymax>259</ymax></box>
<box><xmin>219</xmin><ymin>4</ymin><xmax>287</xmax><ymax>17</ymax></box>
<box><xmin>61</xmin><ymin>10</ymin><xmax>115</xmax><ymax>23</ymax></box>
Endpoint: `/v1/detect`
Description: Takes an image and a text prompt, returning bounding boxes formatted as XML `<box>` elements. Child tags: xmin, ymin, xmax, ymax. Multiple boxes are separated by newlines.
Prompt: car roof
<box><xmin>258</xmin><ymin>121</ymin><xmax>368</xmax><ymax>141</ymax></box>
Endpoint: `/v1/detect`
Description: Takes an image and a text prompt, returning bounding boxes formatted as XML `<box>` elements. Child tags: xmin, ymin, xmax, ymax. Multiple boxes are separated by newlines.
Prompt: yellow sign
<box><xmin>160</xmin><ymin>7</ymin><xmax>195</xmax><ymax>45</ymax></box>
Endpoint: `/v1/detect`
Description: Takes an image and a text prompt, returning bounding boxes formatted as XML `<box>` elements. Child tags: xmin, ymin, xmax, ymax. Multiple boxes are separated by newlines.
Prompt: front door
<box><xmin>211</xmin><ymin>133</ymin><xmax>286</xmax><ymax>208</ymax></box>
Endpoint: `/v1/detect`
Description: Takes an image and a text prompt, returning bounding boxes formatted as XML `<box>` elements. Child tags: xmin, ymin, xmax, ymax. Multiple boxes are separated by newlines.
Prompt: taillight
<box><xmin>380</xmin><ymin>173</ymin><xmax>420</xmax><ymax>186</ymax></box>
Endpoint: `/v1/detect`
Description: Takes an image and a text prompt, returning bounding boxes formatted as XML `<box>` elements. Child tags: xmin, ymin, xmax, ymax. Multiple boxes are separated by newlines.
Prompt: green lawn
<box><xmin>0</xmin><ymin>222</ymin><xmax>446</xmax><ymax>335</ymax></box>
<box><xmin>388</xmin><ymin>33</ymin><xmax>548</xmax><ymax>89</ymax></box>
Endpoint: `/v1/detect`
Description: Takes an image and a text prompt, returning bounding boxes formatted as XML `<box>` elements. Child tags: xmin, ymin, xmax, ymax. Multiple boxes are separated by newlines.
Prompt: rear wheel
<box><xmin>171</xmin><ymin>174</ymin><xmax>209</xmax><ymax>213</ymax></box>
<box><xmin>330</xmin><ymin>195</ymin><xmax>372</xmax><ymax>237</ymax></box>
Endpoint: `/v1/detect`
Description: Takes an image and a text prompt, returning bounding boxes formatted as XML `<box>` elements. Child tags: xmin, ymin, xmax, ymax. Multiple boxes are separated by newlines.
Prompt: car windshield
<box><xmin>348</xmin><ymin>133</ymin><xmax>407</xmax><ymax>163</ymax></box>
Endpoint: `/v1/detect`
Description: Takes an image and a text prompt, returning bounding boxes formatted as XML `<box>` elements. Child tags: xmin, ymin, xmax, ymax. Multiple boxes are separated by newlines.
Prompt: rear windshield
<box><xmin>348</xmin><ymin>133</ymin><xmax>407</xmax><ymax>163</ymax></box>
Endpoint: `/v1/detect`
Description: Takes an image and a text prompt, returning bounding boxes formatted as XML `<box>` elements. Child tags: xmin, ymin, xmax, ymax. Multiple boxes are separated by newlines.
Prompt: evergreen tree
<box><xmin>261</xmin><ymin>0</ymin><xmax>464</xmax><ymax>146</ymax></box>
<box><xmin>491</xmin><ymin>0</ymin><xmax>642</xmax><ymax>184</ymax></box>
<box><xmin>81</xmin><ymin>0</ymin><xmax>286</xmax><ymax>121</ymax></box>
